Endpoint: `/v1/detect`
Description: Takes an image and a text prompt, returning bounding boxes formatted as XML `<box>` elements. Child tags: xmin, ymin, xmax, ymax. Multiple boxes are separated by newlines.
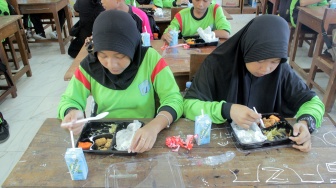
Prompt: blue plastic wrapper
<box><xmin>194</xmin><ymin>114</ymin><xmax>212</xmax><ymax>145</ymax></box>
<box><xmin>64</xmin><ymin>148</ymin><xmax>88</xmax><ymax>180</ymax></box>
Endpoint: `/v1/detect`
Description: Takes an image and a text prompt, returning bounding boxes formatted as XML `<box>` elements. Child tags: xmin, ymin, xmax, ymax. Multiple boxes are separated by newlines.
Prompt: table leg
<box><xmin>52</xmin><ymin>9</ymin><xmax>65</xmax><ymax>54</ymax></box>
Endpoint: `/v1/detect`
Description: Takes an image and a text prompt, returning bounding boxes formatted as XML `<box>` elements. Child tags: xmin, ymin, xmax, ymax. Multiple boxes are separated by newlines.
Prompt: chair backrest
<box><xmin>171</xmin><ymin>7</ymin><xmax>184</xmax><ymax>20</ymax></box>
<box><xmin>189</xmin><ymin>53</ymin><xmax>208</xmax><ymax>80</ymax></box>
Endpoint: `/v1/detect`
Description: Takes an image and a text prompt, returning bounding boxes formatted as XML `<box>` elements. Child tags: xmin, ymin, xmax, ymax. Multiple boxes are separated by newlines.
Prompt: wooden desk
<box><xmin>3</xmin><ymin>117</ymin><xmax>336</xmax><ymax>187</ymax></box>
<box><xmin>0</xmin><ymin>16</ymin><xmax>32</xmax><ymax>84</ymax></box>
<box><xmin>289</xmin><ymin>6</ymin><xmax>325</xmax><ymax>79</ymax></box>
<box><xmin>64</xmin><ymin>40</ymin><xmax>219</xmax><ymax>90</ymax></box>
<box><xmin>17</xmin><ymin>0</ymin><xmax>73</xmax><ymax>54</ymax></box>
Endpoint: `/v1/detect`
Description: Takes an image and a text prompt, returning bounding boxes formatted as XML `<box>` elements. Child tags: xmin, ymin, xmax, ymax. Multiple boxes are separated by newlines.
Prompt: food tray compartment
<box><xmin>230</xmin><ymin>113</ymin><xmax>293</xmax><ymax>150</ymax></box>
<box><xmin>76</xmin><ymin>120</ymin><xmax>143</xmax><ymax>155</ymax></box>
<box><xmin>182</xmin><ymin>35</ymin><xmax>218</xmax><ymax>48</ymax></box>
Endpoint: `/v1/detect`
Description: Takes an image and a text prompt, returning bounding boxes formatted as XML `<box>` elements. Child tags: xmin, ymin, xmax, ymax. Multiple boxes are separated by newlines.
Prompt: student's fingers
<box><xmin>128</xmin><ymin>133</ymin><xmax>141</xmax><ymax>153</ymax></box>
<box><xmin>292</xmin><ymin>139</ymin><xmax>311</xmax><ymax>152</ymax></box>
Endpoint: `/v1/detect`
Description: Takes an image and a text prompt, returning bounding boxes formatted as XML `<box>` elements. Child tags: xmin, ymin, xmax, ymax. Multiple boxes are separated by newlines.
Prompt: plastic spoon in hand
<box><xmin>61</xmin><ymin>112</ymin><xmax>109</xmax><ymax>126</ymax></box>
<box><xmin>253</xmin><ymin>107</ymin><xmax>265</xmax><ymax>128</ymax></box>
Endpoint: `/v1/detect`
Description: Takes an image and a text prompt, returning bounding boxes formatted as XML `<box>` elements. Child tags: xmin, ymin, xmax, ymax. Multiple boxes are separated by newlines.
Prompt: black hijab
<box><xmin>184</xmin><ymin>15</ymin><xmax>316</xmax><ymax>118</ymax></box>
<box><xmin>80</xmin><ymin>10</ymin><xmax>148</xmax><ymax>90</ymax></box>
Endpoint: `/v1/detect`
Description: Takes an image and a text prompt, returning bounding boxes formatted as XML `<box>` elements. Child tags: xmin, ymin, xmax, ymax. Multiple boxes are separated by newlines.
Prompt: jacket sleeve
<box><xmin>163</xmin><ymin>15</ymin><xmax>181</xmax><ymax>33</ymax></box>
<box><xmin>150</xmin><ymin>49</ymin><xmax>183</xmax><ymax>120</ymax></box>
<box><xmin>153</xmin><ymin>0</ymin><xmax>163</xmax><ymax>8</ymax></box>
<box><xmin>162</xmin><ymin>0</ymin><xmax>174</xmax><ymax>8</ymax></box>
<box><xmin>214</xmin><ymin>6</ymin><xmax>231</xmax><ymax>33</ymax></box>
<box><xmin>57</xmin><ymin>66</ymin><xmax>91</xmax><ymax>119</ymax></box>
<box><xmin>295</xmin><ymin>96</ymin><xmax>325</xmax><ymax>128</ymax></box>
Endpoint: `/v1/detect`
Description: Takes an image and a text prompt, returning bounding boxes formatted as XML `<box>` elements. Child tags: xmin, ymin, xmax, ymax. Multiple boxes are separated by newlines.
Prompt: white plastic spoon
<box><xmin>61</xmin><ymin>112</ymin><xmax>109</xmax><ymax>126</ymax></box>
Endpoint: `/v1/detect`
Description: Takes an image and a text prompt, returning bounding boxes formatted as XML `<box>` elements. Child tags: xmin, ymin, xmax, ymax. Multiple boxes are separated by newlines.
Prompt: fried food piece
<box><xmin>95</xmin><ymin>137</ymin><xmax>107</xmax><ymax>147</ymax></box>
<box><xmin>262</xmin><ymin>115</ymin><xmax>281</xmax><ymax>128</ymax></box>
<box><xmin>186</xmin><ymin>38</ymin><xmax>195</xmax><ymax>45</ymax></box>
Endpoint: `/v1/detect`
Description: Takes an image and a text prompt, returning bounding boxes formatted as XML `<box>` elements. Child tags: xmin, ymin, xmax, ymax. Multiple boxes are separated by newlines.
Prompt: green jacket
<box><xmin>58</xmin><ymin>48</ymin><xmax>183</xmax><ymax>120</ymax></box>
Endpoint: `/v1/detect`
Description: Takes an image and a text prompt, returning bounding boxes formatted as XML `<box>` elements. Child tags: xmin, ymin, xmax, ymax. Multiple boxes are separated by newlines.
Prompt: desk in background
<box><xmin>0</xmin><ymin>16</ymin><xmax>32</xmax><ymax>84</ymax></box>
<box><xmin>289</xmin><ymin>6</ymin><xmax>325</xmax><ymax>79</ymax></box>
<box><xmin>17</xmin><ymin>0</ymin><xmax>73</xmax><ymax>54</ymax></box>
<box><xmin>3</xmin><ymin>117</ymin><xmax>336</xmax><ymax>187</ymax></box>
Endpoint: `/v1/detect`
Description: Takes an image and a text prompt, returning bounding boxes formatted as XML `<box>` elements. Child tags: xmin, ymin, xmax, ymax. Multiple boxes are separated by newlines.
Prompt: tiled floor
<box><xmin>0</xmin><ymin>14</ymin><xmax>335</xmax><ymax>186</ymax></box>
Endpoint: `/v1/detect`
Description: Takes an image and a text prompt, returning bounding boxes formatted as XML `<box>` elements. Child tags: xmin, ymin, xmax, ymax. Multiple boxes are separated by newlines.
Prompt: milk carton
<box><xmin>194</xmin><ymin>111</ymin><xmax>212</xmax><ymax>145</ymax></box>
<box><xmin>64</xmin><ymin>148</ymin><xmax>88</xmax><ymax>180</ymax></box>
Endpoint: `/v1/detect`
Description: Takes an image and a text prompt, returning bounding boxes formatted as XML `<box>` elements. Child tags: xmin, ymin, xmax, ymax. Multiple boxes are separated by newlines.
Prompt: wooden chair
<box><xmin>0</xmin><ymin>62</ymin><xmax>17</xmax><ymax>101</ymax></box>
<box><xmin>306</xmin><ymin>8</ymin><xmax>336</xmax><ymax>113</ymax></box>
<box><xmin>171</xmin><ymin>7</ymin><xmax>184</xmax><ymax>20</ymax></box>
<box><xmin>189</xmin><ymin>53</ymin><xmax>208</xmax><ymax>80</ymax></box>
<box><xmin>288</xmin><ymin>24</ymin><xmax>317</xmax><ymax>57</ymax></box>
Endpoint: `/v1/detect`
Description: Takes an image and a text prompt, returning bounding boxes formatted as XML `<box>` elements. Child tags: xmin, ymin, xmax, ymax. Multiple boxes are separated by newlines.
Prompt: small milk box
<box><xmin>64</xmin><ymin>148</ymin><xmax>88</xmax><ymax>180</ymax></box>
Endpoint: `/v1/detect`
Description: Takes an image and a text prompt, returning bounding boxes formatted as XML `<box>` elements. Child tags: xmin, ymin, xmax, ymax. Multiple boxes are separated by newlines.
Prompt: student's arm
<box><xmin>162</xmin><ymin>0</ymin><xmax>175</xmax><ymax>8</ymax></box>
<box><xmin>213</xmin><ymin>6</ymin><xmax>231</xmax><ymax>39</ymax></box>
<box><xmin>57</xmin><ymin>66</ymin><xmax>91</xmax><ymax>119</ymax></box>
<box><xmin>153</xmin><ymin>0</ymin><xmax>163</xmax><ymax>8</ymax></box>
<box><xmin>161</xmin><ymin>16</ymin><xmax>181</xmax><ymax>44</ymax></box>
<box><xmin>295</xmin><ymin>96</ymin><xmax>324</xmax><ymax>129</ymax></box>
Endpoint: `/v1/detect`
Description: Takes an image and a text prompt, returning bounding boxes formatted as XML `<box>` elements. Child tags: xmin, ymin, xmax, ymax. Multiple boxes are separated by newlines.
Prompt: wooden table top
<box><xmin>297</xmin><ymin>6</ymin><xmax>325</xmax><ymax>21</ymax></box>
<box><xmin>3</xmin><ymin>117</ymin><xmax>336</xmax><ymax>187</ymax></box>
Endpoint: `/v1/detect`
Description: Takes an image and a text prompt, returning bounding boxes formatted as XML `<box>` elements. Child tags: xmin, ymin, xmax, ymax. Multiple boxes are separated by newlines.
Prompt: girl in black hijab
<box><xmin>59</xmin><ymin>10</ymin><xmax>183</xmax><ymax>153</ymax></box>
<box><xmin>183</xmin><ymin>15</ymin><xmax>324</xmax><ymax>152</ymax></box>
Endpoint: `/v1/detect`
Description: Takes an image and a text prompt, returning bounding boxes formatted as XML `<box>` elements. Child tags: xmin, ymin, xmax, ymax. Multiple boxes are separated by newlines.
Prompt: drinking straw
<box><xmin>144</xmin><ymin>26</ymin><xmax>147</xmax><ymax>33</ymax></box>
<box><xmin>253</xmin><ymin>107</ymin><xmax>265</xmax><ymax>128</ymax></box>
<box><xmin>70</xmin><ymin>130</ymin><xmax>75</xmax><ymax>148</ymax></box>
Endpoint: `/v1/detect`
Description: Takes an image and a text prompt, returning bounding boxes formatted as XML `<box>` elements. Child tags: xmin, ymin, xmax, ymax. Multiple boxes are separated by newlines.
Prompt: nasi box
<box><xmin>229</xmin><ymin>113</ymin><xmax>294</xmax><ymax>150</ymax></box>
<box><xmin>76</xmin><ymin>120</ymin><xmax>144</xmax><ymax>155</ymax></box>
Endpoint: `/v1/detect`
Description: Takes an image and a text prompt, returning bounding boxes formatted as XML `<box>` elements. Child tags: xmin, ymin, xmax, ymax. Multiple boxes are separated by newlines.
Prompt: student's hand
<box><xmin>289</xmin><ymin>121</ymin><xmax>312</xmax><ymax>152</ymax></box>
<box><xmin>61</xmin><ymin>110</ymin><xmax>85</xmax><ymax>135</ymax></box>
<box><xmin>161</xmin><ymin>29</ymin><xmax>173</xmax><ymax>45</ymax></box>
<box><xmin>230</xmin><ymin>104</ymin><xmax>262</xmax><ymax>129</ymax></box>
<box><xmin>85</xmin><ymin>36</ymin><xmax>93</xmax><ymax>46</ymax></box>
<box><xmin>128</xmin><ymin>122</ymin><xmax>160</xmax><ymax>153</ymax></box>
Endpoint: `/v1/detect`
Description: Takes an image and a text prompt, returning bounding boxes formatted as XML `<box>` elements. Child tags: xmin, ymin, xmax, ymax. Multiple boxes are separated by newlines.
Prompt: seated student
<box><xmin>25</xmin><ymin>9</ymin><xmax>66</xmax><ymax>40</ymax></box>
<box><xmin>0</xmin><ymin>0</ymin><xmax>9</xmax><ymax>16</ymax></box>
<box><xmin>68</xmin><ymin>0</ymin><xmax>104</xmax><ymax>58</ymax></box>
<box><xmin>183</xmin><ymin>15</ymin><xmax>324</xmax><ymax>152</ymax></box>
<box><xmin>278</xmin><ymin>0</ymin><xmax>328</xmax><ymax>27</ymax></box>
<box><xmin>101</xmin><ymin>0</ymin><xmax>154</xmax><ymax>39</ymax></box>
<box><xmin>161</xmin><ymin>0</ymin><xmax>231</xmax><ymax>45</ymax></box>
<box><xmin>58</xmin><ymin>10</ymin><xmax>183</xmax><ymax>153</ymax></box>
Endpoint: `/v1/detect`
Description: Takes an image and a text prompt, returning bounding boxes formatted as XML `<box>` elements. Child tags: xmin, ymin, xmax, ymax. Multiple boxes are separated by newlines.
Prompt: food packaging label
<box><xmin>194</xmin><ymin>114</ymin><xmax>212</xmax><ymax>145</ymax></box>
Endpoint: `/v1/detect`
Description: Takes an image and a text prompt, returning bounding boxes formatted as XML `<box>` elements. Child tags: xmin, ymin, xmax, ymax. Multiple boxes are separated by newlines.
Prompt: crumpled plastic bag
<box><xmin>115</xmin><ymin>120</ymin><xmax>142</xmax><ymax>151</ymax></box>
<box><xmin>154</xmin><ymin>8</ymin><xmax>163</xmax><ymax>17</ymax></box>
<box><xmin>231</xmin><ymin>122</ymin><xmax>267</xmax><ymax>144</ymax></box>
<box><xmin>197</xmin><ymin>26</ymin><xmax>219</xmax><ymax>43</ymax></box>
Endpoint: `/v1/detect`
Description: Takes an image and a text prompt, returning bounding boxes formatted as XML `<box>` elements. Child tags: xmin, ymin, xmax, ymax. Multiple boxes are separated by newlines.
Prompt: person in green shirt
<box><xmin>0</xmin><ymin>0</ymin><xmax>9</xmax><ymax>16</ymax></box>
<box><xmin>58</xmin><ymin>10</ymin><xmax>183</xmax><ymax>153</ymax></box>
<box><xmin>161</xmin><ymin>0</ymin><xmax>230</xmax><ymax>45</ymax></box>
<box><xmin>183</xmin><ymin>15</ymin><xmax>324</xmax><ymax>152</ymax></box>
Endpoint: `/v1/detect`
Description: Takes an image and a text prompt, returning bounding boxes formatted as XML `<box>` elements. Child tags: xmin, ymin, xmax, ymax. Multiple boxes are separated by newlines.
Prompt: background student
<box><xmin>161</xmin><ymin>0</ymin><xmax>231</xmax><ymax>45</ymax></box>
<box><xmin>183</xmin><ymin>15</ymin><xmax>324</xmax><ymax>152</ymax></box>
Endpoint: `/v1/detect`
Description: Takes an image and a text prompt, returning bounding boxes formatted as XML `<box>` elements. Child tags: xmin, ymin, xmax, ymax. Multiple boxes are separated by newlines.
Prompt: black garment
<box><xmin>29</xmin><ymin>9</ymin><xmax>66</xmax><ymax>36</ymax></box>
<box><xmin>68</xmin><ymin>0</ymin><xmax>104</xmax><ymax>58</ymax></box>
<box><xmin>90</xmin><ymin>10</ymin><xmax>142</xmax><ymax>90</ymax></box>
<box><xmin>184</xmin><ymin>15</ymin><xmax>316</xmax><ymax>119</ymax></box>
